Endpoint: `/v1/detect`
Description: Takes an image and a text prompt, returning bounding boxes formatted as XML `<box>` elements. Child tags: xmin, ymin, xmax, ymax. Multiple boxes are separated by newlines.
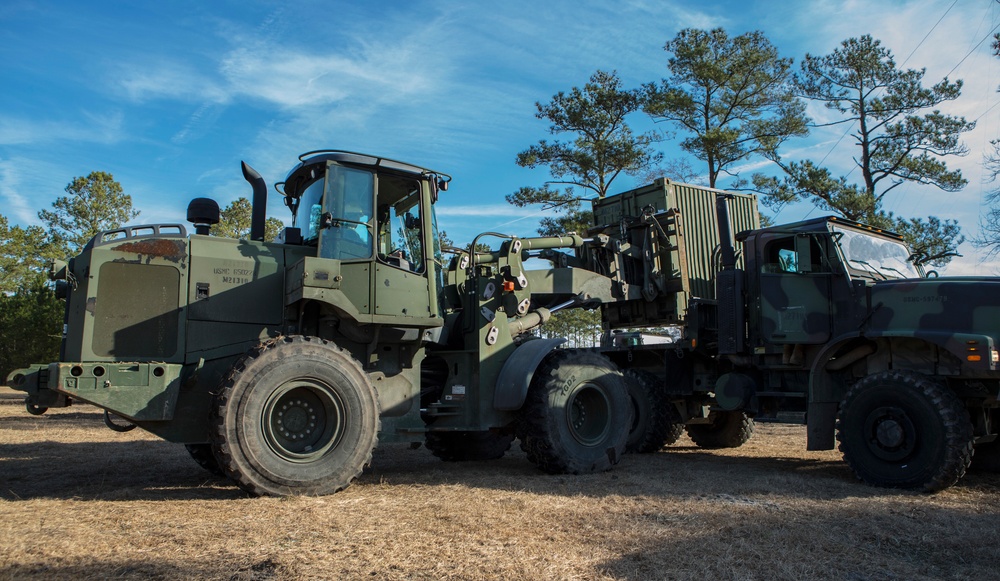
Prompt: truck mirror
<box><xmin>795</xmin><ymin>234</ymin><xmax>813</xmax><ymax>273</ymax></box>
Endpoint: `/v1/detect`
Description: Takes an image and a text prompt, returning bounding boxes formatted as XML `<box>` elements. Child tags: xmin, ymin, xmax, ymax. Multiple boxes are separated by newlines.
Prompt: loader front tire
<box><xmin>519</xmin><ymin>350</ymin><xmax>631</xmax><ymax>474</ymax></box>
<box><xmin>210</xmin><ymin>336</ymin><xmax>379</xmax><ymax>497</ymax></box>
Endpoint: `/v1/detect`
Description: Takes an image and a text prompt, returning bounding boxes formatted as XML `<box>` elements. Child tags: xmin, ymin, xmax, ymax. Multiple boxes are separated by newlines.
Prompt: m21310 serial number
<box><xmin>902</xmin><ymin>295</ymin><xmax>947</xmax><ymax>303</ymax></box>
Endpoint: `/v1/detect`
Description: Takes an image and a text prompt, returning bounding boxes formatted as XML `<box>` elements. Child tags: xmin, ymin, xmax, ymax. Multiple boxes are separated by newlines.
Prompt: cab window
<box><xmin>319</xmin><ymin>166</ymin><xmax>374</xmax><ymax>261</ymax></box>
<box><xmin>762</xmin><ymin>235</ymin><xmax>828</xmax><ymax>274</ymax></box>
<box><xmin>376</xmin><ymin>175</ymin><xmax>425</xmax><ymax>274</ymax></box>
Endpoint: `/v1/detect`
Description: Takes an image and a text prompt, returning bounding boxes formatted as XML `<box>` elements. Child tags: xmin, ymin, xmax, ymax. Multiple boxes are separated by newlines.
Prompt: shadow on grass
<box><xmin>357</xmin><ymin>440</ymin><xmax>1000</xmax><ymax>502</ymax></box>
<box><xmin>5</xmin><ymin>416</ymin><xmax>999</xmax><ymax>504</ymax></box>
<box><xmin>0</xmin><ymin>556</ymin><xmax>292</xmax><ymax>581</ymax></box>
<box><xmin>595</xmin><ymin>506</ymin><xmax>1000</xmax><ymax>581</ymax></box>
<box><xmin>0</xmin><ymin>439</ymin><xmax>244</xmax><ymax>502</ymax></box>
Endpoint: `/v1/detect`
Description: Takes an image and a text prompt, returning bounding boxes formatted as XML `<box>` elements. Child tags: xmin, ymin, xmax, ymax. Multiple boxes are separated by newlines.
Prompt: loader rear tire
<box><xmin>210</xmin><ymin>336</ymin><xmax>380</xmax><ymax>497</ymax></box>
<box><xmin>519</xmin><ymin>350</ymin><xmax>630</xmax><ymax>474</ymax></box>
<box><xmin>425</xmin><ymin>431</ymin><xmax>515</xmax><ymax>461</ymax></box>
<box><xmin>686</xmin><ymin>411</ymin><xmax>755</xmax><ymax>449</ymax></box>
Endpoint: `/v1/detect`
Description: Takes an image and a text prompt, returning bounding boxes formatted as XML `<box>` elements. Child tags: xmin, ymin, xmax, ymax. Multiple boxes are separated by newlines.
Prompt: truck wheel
<box><xmin>836</xmin><ymin>370</ymin><xmax>973</xmax><ymax>492</ymax></box>
<box><xmin>425</xmin><ymin>431</ymin><xmax>515</xmax><ymax>461</ymax></box>
<box><xmin>519</xmin><ymin>350</ymin><xmax>631</xmax><ymax>474</ymax></box>
<box><xmin>624</xmin><ymin>369</ymin><xmax>683</xmax><ymax>453</ymax></box>
<box><xmin>210</xmin><ymin>336</ymin><xmax>380</xmax><ymax>497</ymax></box>
<box><xmin>184</xmin><ymin>444</ymin><xmax>225</xmax><ymax>477</ymax></box>
<box><xmin>685</xmin><ymin>411</ymin><xmax>755</xmax><ymax>449</ymax></box>
<box><xmin>26</xmin><ymin>402</ymin><xmax>48</xmax><ymax>416</ymax></box>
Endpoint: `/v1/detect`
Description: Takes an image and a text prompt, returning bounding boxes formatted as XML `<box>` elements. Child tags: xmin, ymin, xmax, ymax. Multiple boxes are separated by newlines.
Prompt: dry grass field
<box><xmin>2</xmin><ymin>386</ymin><xmax>999</xmax><ymax>581</ymax></box>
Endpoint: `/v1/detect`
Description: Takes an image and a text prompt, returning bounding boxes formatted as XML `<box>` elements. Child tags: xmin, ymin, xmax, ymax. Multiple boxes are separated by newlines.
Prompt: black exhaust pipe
<box><xmin>242</xmin><ymin>161</ymin><xmax>267</xmax><ymax>242</ymax></box>
<box><xmin>714</xmin><ymin>194</ymin><xmax>744</xmax><ymax>354</ymax></box>
<box><xmin>716</xmin><ymin>194</ymin><xmax>737</xmax><ymax>270</ymax></box>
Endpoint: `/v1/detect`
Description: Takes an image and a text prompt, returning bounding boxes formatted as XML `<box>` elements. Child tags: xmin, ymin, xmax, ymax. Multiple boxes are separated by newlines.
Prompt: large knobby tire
<box><xmin>519</xmin><ymin>350</ymin><xmax>631</xmax><ymax>474</ymax></box>
<box><xmin>425</xmin><ymin>431</ymin><xmax>515</xmax><ymax>461</ymax></box>
<box><xmin>210</xmin><ymin>336</ymin><xmax>380</xmax><ymax>497</ymax></box>
<box><xmin>836</xmin><ymin>370</ymin><xmax>973</xmax><ymax>492</ymax></box>
<box><xmin>185</xmin><ymin>443</ymin><xmax>225</xmax><ymax>477</ymax></box>
<box><xmin>685</xmin><ymin>411</ymin><xmax>755</xmax><ymax>449</ymax></box>
<box><xmin>624</xmin><ymin>369</ymin><xmax>683</xmax><ymax>453</ymax></box>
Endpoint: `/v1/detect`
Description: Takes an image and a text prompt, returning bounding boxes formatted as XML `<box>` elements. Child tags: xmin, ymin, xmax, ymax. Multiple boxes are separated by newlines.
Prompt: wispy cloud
<box><xmin>0</xmin><ymin>111</ymin><xmax>125</xmax><ymax>146</ymax></box>
<box><xmin>118</xmin><ymin>61</ymin><xmax>229</xmax><ymax>104</ymax></box>
<box><xmin>436</xmin><ymin>204</ymin><xmax>536</xmax><ymax>218</ymax></box>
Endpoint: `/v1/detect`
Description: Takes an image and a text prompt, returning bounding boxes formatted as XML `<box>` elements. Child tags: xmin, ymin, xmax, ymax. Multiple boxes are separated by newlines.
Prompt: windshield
<box><xmin>833</xmin><ymin>225</ymin><xmax>920</xmax><ymax>279</ymax></box>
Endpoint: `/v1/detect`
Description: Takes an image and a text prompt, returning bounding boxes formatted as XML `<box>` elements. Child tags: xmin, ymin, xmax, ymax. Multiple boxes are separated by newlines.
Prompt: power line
<box><xmin>945</xmin><ymin>21</ymin><xmax>1000</xmax><ymax>80</ymax></box>
<box><xmin>900</xmin><ymin>0</ymin><xmax>960</xmax><ymax>67</ymax></box>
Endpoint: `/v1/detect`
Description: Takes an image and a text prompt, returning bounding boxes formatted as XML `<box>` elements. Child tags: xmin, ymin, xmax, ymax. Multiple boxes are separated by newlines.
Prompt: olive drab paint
<box><xmin>8</xmin><ymin>150</ymin><xmax>998</xmax><ymax>494</ymax></box>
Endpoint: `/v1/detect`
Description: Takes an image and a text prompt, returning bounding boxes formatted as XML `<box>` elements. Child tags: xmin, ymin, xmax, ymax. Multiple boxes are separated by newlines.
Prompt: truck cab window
<box><xmin>763</xmin><ymin>238</ymin><xmax>797</xmax><ymax>273</ymax></box>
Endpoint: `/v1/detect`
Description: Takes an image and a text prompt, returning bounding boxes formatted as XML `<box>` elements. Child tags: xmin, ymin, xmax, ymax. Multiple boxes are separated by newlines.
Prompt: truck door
<box><xmin>372</xmin><ymin>174</ymin><xmax>435</xmax><ymax>321</ymax></box>
<box><xmin>757</xmin><ymin>233</ymin><xmax>833</xmax><ymax>344</ymax></box>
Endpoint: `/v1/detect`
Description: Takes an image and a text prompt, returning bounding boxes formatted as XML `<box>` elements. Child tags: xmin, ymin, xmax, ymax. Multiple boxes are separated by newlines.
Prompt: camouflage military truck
<box><xmin>7</xmin><ymin>150</ymin><xmax>643</xmax><ymax>496</ymax></box>
<box><xmin>586</xmin><ymin>180</ymin><xmax>998</xmax><ymax>491</ymax></box>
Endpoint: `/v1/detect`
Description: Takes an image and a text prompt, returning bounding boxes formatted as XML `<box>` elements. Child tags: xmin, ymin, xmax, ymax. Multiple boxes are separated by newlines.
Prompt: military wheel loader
<box><xmin>7</xmin><ymin>150</ymin><xmax>639</xmax><ymax>496</ymax></box>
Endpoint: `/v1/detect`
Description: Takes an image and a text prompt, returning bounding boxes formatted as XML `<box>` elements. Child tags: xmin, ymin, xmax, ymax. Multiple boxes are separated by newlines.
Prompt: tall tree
<box><xmin>209</xmin><ymin>197</ymin><xmax>284</xmax><ymax>242</ymax></box>
<box><xmin>972</xmin><ymin>35</ymin><xmax>1000</xmax><ymax>259</ymax></box>
<box><xmin>0</xmin><ymin>214</ymin><xmax>61</xmax><ymax>292</ymax></box>
<box><xmin>0</xmin><ymin>284</ymin><xmax>63</xmax><ymax>381</ymax></box>
<box><xmin>508</xmin><ymin>70</ymin><xmax>661</xmax><ymax>236</ymax></box>
<box><xmin>38</xmin><ymin>171</ymin><xmax>139</xmax><ymax>254</ymax></box>
<box><xmin>751</xmin><ymin>35</ymin><xmax>974</xmax><ymax>266</ymax></box>
<box><xmin>643</xmin><ymin>28</ymin><xmax>808</xmax><ymax>189</ymax></box>
<box><xmin>974</xmin><ymin>139</ymin><xmax>1000</xmax><ymax>258</ymax></box>
<box><xmin>638</xmin><ymin>158</ymin><xmax>705</xmax><ymax>187</ymax></box>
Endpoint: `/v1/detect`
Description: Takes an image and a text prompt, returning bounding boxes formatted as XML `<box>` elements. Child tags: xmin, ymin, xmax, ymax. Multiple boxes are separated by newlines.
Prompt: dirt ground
<box><xmin>1</xmin><ymin>386</ymin><xmax>999</xmax><ymax>581</ymax></box>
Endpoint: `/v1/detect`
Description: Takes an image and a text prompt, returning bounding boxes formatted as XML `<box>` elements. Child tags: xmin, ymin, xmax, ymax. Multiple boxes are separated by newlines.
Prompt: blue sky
<box><xmin>2</xmin><ymin>0</ymin><xmax>999</xmax><ymax>274</ymax></box>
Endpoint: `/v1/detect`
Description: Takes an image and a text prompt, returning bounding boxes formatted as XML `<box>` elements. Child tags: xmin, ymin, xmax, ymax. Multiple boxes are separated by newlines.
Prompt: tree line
<box><xmin>2</xmin><ymin>27</ymin><xmax>998</xmax><ymax>374</ymax></box>
<box><xmin>513</xmin><ymin>29</ymin><xmax>997</xmax><ymax>340</ymax></box>
<box><xmin>0</xmin><ymin>175</ymin><xmax>280</xmax><ymax>379</ymax></box>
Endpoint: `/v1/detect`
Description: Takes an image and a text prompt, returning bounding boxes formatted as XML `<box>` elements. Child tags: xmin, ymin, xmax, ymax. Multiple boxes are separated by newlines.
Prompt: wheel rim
<box><xmin>566</xmin><ymin>382</ymin><xmax>611</xmax><ymax>446</ymax></box>
<box><xmin>262</xmin><ymin>380</ymin><xmax>345</xmax><ymax>462</ymax></box>
<box><xmin>863</xmin><ymin>405</ymin><xmax>917</xmax><ymax>462</ymax></box>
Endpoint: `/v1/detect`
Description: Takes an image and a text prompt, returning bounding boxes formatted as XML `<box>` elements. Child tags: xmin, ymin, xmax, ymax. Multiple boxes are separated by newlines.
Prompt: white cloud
<box><xmin>0</xmin><ymin>156</ymin><xmax>68</xmax><ymax>224</ymax></box>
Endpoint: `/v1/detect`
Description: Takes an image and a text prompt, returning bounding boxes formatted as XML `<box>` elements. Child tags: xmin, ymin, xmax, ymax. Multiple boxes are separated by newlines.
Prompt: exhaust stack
<box><xmin>242</xmin><ymin>161</ymin><xmax>267</xmax><ymax>242</ymax></box>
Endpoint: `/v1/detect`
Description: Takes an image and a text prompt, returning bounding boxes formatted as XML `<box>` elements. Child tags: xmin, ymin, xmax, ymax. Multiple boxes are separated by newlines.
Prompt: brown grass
<box><xmin>2</xmin><ymin>386</ymin><xmax>999</xmax><ymax>580</ymax></box>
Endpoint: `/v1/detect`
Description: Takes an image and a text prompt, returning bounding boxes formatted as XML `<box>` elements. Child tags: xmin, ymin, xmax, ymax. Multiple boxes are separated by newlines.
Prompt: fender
<box><xmin>493</xmin><ymin>338</ymin><xmax>566</xmax><ymax>410</ymax></box>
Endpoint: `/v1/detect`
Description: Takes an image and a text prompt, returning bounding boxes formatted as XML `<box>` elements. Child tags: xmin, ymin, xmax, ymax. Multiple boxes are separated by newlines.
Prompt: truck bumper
<box><xmin>8</xmin><ymin>362</ymin><xmax>185</xmax><ymax>421</ymax></box>
<box><xmin>6</xmin><ymin>365</ymin><xmax>68</xmax><ymax>410</ymax></box>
